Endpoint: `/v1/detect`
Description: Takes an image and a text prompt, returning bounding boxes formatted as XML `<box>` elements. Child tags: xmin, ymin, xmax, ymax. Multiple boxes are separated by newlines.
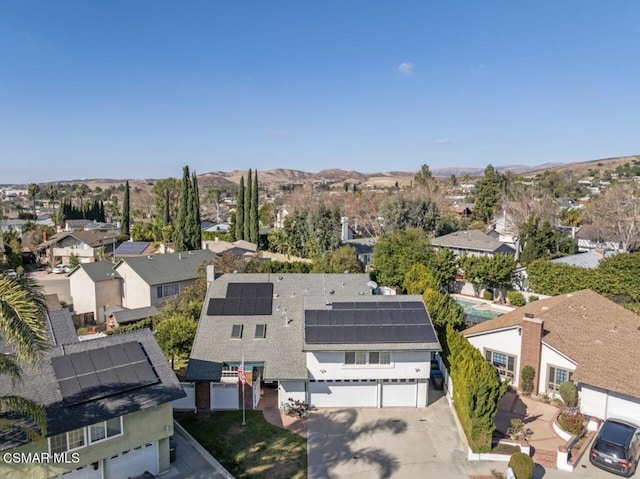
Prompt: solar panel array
<box><xmin>305</xmin><ymin>301</ymin><xmax>437</xmax><ymax>344</ymax></box>
<box><xmin>207</xmin><ymin>282</ymin><xmax>274</xmax><ymax>316</ymax></box>
<box><xmin>114</xmin><ymin>242</ymin><xmax>150</xmax><ymax>255</ymax></box>
<box><xmin>52</xmin><ymin>342</ymin><xmax>160</xmax><ymax>406</ymax></box>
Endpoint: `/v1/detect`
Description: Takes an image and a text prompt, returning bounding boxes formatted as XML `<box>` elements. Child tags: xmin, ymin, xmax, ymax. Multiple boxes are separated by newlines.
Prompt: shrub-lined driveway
<box><xmin>307</xmin><ymin>395</ymin><xmax>469</xmax><ymax>479</ymax></box>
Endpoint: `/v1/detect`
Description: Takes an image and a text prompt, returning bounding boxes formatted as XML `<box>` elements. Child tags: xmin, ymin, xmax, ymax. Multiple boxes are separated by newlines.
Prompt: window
<box><xmin>49</xmin><ymin>428</ymin><xmax>86</xmax><ymax>454</ymax></box>
<box><xmin>90</xmin><ymin>417</ymin><xmax>123</xmax><ymax>444</ymax></box>
<box><xmin>485</xmin><ymin>349</ymin><xmax>516</xmax><ymax>379</ymax></box>
<box><xmin>89</xmin><ymin>423</ymin><xmax>106</xmax><ymax>443</ymax></box>
<box><xmin>106</xmin><ymin>417</ymin><xmax>122</xmax><ymax>438</ymax></box>
<box><xmin>548</xmin><ymin>366</ymin><xmax>574</xmax><ymax>392</ymax></box>
<box><xmin>157</xmin><ymin>283</ymin><xmax>179</xmax><ymax>299</ymax></box>
<box><xmin>255</xmin><ymin>324</ymin><xmax>266</xmax><ymax>339</ymax></box>
<box><xmin>231</xmin><ymin>324</ymin><xmax>243</xmax><ymax>339</ymax></box>
<box><xmin>344</xmin><ymin>351</ymin><xmax>390</xmax><ymax>365</ymax></box>
<box><xmin>67</xmin><ymin>428</ymin><xmax>85</xmax><ymax>450</ymax></box>
<box><xmin>50</xmin><ymin>433</ymin><xmax>68</xmax><ymax>454</ymax></box>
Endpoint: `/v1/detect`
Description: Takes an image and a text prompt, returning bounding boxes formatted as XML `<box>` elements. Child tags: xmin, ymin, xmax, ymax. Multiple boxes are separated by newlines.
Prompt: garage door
<box><xmin>309</xmin><ymin>380</ymin><xmax>378</xmax><ymax>408</ymax></box>
<box><xmin>54</xmin><ymin>463</ymin><xmax>102</xmax><ymax>479</ymax></box>
<box><xmin>106</xmin><ymin>442</ymin><xmax>158</xmax><ymax>479</ymax></box>
<box><xmin>606</xmin><ymin>391</ymin><xmax>640</xmax><ymax>423</ymax></box>
<box><xmin>211</xmin><ymin>383</ymin><xmax>239</xmax><ymax>409</ymax></box>
<box><xmin>381</xmin><ymin>380</ymin><xmax>417</xmax><ymax>407</ymax></box>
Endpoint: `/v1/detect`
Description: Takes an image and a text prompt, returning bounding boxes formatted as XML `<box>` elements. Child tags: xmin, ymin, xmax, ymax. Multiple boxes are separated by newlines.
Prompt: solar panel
<box><xmin>54</xmin><ymin>341</ymin><xmax>160</xmax><ymax>406</ymax></box>
<box><xmin>115</xmin><ymin>242</ymin><xmax>150</xmax><ymax>255</ymax></box>
<box><xmin>209</xmin><ymin>283</ymin><xmax>274</xmax><ymax>316</ymax></box>
<box><xmin>305</xmin><ymin>325</ymin><xmax>318</xmax><ymax>343</ymax></box>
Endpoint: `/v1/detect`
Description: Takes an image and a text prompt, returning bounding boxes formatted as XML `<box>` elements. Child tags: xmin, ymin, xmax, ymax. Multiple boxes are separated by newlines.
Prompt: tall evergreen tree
<box><xmin>163</xmin><ymin>190</ymin><xmax>171</xmax><ymax>225</ymax></box>
<box><xmin>250</xmin><ymin>170</ymin><xmax>258</xmax><ymax>244</ymax></box>
<box><xmin>121</xmin><ymin>181</ymin><xmax>130</xmax><ymax>237</ymax></box>
<box><xmin>236</xmin><ymin>176</ymin><xmax>245</xmax><ymax>240</ymax></box>
<box><xmin>244</xmin><ymin>169</ymin><xmax>252</xmax><ymax>241</ymax></box>
<box><xmin>175</xmin><ymin>166</ymin><xmax>192</xmax><ymax>251</ymax></box>
<box><xmin>190</xmin><ymin>172</ymin><xmax>202</xmax><ymax>249</ymax></box>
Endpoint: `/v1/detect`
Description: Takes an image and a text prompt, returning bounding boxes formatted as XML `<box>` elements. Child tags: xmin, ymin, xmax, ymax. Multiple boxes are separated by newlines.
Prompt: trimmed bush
<box><xmin>520</xmin><ymin>366</ymin><xmax>535</xmax><ymax>396</ymax></box>
<box><xmin>507</xmin><ymin>291</ymin><xmax>526</xmax><ymax>306</ymax></box>
<box><xmin>483</xmin><ymin>289</ymin><xmax>494</xmax><ymax>300</ymax></box>
<box><xmin>527</xmin><ymin>295</ymin><xmax>539</xmax><ymax>303</ymax></box>
<box><xmin>559</xmin><ymin>381</ymin><xmax>578</xmax><ymax>407</ymax></box>
<box><xmin>508</xmin><ymin>452</ymin><xmax>534</xmax><ymax>479</ymax></box>
<box><xmin>558</xmin><ymin>412</ymin><xmax>585</xmax><ymax>435</ymax></box>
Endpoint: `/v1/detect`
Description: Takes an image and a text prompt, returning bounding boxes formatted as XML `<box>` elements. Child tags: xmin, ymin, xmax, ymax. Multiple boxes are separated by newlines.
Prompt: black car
<box><xmin>590</xmin><ymin>419</ymin><xmax>640</xmax><ymax>477</ymax></box>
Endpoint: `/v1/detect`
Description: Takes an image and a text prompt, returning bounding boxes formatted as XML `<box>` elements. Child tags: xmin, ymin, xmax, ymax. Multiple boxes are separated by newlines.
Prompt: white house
<box><xmin>463</xmin><ymin>290</ymin><xmax>640</xmax><ymax>423</ymax></box>
<box><xmin>186</xmin><ymin>273</ymin><xmax>441</xmax><ymax>411</ymax></box>
<box><xmin>69</xmin><ymin>261</ymin><xmax>122</xmax><ymax>325</ymax></box>
<box><xmin>431</xmin><ymin>230</ymin><xmax>515</xmax><ymax>258</ymax></box>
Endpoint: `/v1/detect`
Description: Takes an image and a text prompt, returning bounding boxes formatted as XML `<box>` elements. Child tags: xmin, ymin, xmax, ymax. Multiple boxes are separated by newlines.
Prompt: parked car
<box><xmin>52</xmin><ymin>264</ymin><xmax>71</xmax><ymax>274</ymax></box>
<box><xmin>590</xmin><ymin>418</ymin><xmax>640</xmax><ymax>477</ymax></box>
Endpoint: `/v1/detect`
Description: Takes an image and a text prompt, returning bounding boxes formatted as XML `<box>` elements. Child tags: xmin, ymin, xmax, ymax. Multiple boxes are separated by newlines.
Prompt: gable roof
<box><xmin>116</xmin><ymin>249</ymin><xmax>216</xmax><ymax>286</ymax></box>
<box><xmin>432</xmin><ymin>229</ymin><xmax>515</xmax><ymax>254</ymax></box>
<box><xmin>0</xmin><ymin>310</ymin><xmax>184</xmax><ymax>450</ymax></box>
<box><xmin>551</xmin><ymin>251</ymin><xmax>604</xmax><ymax>269</ymax></box>
<box><xmin>111</xmin><ymin>306</ymin><xmax>158</xmax><ymax>324</ymax></box>
<box><xmin>70</xmin><ymin>260</ymin><xmax>121</xmax><ymax>282</ymax></box>
<box><xmin>186</xmin><ymin>273</ymin><xmax>440</xmax><ymax>382</ymax></box>
<box><xmin>464</xmin><ymin>290</ymin><xmax>640</xmax><ymax>399</ymax></box>
<box><xmin>114</xmin><ymin>241</ymin><xmax>154</xmax><ymax>256</ymax></box>
<box><xmin>39</xmin><ymin>231</ymin><xmax>120</xmax><ymax>249</ymax></box>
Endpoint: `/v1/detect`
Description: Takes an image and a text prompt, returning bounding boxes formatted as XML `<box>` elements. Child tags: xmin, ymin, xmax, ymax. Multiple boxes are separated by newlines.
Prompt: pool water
<box><xmin>455</xmin><ymin>299</ymin><xmax>504</xmax><ymax>325</ymax></box>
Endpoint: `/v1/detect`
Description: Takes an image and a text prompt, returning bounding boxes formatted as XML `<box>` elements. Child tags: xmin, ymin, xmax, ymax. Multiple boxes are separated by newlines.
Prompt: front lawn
<box><xmin>176</xmin><ymin>411</ymin><xmax>306</xmax><ymax>479</ymax></box>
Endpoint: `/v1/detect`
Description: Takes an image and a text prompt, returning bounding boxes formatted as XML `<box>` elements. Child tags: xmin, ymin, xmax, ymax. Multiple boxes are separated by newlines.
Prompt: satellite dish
<box><xmin>367</xmin><ymin>281</ymin><xmax>378</xmax><ymax>289</ymax></box>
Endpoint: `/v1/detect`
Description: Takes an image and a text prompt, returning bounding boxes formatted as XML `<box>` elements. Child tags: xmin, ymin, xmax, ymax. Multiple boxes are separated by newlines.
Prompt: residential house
<box><xmin>68</xmin><ymin>250</ymin><xmax>214</xmax><ymax>328</ymax></box>
<box><xmin>344</xmin><ymin>237</ymin><xmax>375</xmax><ymax>270</ymax></box>
<box><xmin>462</xmin><ymin>290</ymin><xmax>640</xmax><ymax>423</ymax></box>
<box><xmin>576</xmin><ymin>225</ymin><xmax>628</xmax><ymax>254</ymax></box>
<box><xmin>202</xmin><ymin>238</ymin><xmax>258</xmax><ymax>258</ymax></box>
<box><xmin>38</xmin><ymin>231</ymin><xmax>120</xmax><ymax>266</ymax></box>
<box><xmin>186</xmin><ymin>273</ymin><xmax>441</xmax><ymax>411</ymax></box>
<box><xmin>114</xmin><ymin>249</ymin><xmax>216</xmax><ymax>310</ymax></box>
<box><xmin>0</xmin><ymin>309</ymin><xmax>185</xmax><ymax>479</ymax></box>
<box><xmin>431</xmin><ymin>230</ymin><xmax>515</xmax><ymax>258</ymax></box>
<box><xmin>550</xmin><ymin>250</ymin><xmax>605</xmax><ymax>269</ymax></box>
<box><xmin>201</xmin><ymin>221</ymin><xmax>231</xmax><ymax>234</ymax></box>
<box><xmin>106</xmin><ymin>305</ymin><xmax>158</xmax><ymax>331</ymax></box>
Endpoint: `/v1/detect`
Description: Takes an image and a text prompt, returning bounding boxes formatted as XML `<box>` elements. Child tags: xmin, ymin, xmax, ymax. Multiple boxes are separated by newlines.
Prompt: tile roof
<box><xmin>116</xmin><ymin>249</ymin><xmax>216</xmax><ymax>286</ymax></box>
<box><xmin>0</xmin><ymin>310</ymin><xmax>184</xmax><ymax>450</ymax></box>
<box><xmin>463</xmin><ymin>290</ymin><xmax>640</xmax><ymax>399</ymax></box>
<box><xmin>431</xmin><ymin>229</ymin><xmax>515</xmax><ymax>254</ymax></box>
<box><xmin>186</xmin><ymin>273</ymin><xmax>440</xmax><ymax>382</ymax></box>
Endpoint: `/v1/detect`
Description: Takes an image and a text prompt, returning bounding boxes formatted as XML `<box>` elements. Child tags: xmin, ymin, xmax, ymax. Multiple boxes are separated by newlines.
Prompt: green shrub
<box><xmin>520</xmin><ymin>366</ymin><xmax>535</xmax><ymax>396</ymax></box>
<box><xmin>508</xmin><ymin>452</ymin><xmax>534</xmax><ymax>479</ymax></box>
<box><xmin>558</xmin><ymin>412</ymin><xmax>585</xmax><ymax>435</ymax></box>
<box><xmin>527</xmin><ymin>295</ymin><xmax>539</xmax><ymax>303</ymax></box>
<box><xmin>76</xmin><ymin>327</ymin><xmax>89</xmax><ymax>336</ymax></box>
<box><xmin>559</xmin><ymin>381</ymin><xmax>578</xmax><ymax>407</ymax></box>
<box><xmin>483</xmin><ymin>289</ymin><xmax>494</xmax><ymax>300</ymax></box>
<box><xmin>507</xmin><ymin>291</ymin><xmax>526</xmax><ymax>306</ymax></box>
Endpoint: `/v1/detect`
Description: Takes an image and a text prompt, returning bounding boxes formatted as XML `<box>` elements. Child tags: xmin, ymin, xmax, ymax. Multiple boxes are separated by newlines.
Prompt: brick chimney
<box><xmin>520</xmin><ymin>313</ymin><xmax>543</xmax><ymax>395</ymax></box>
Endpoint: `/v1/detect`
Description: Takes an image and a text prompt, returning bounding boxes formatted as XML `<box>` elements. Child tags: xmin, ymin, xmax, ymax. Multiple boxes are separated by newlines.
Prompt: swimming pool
<box><xmin>455</xmin><ymin>299</ymin><xmax>504</xmax><ymax>325</ymax></box>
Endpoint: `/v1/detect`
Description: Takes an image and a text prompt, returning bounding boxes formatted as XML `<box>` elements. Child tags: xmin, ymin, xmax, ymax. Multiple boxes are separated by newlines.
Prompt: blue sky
<box><xmin>1</xmin><ymin>1</ymin><xmax>639</xmax><ymax>183</ymax></box>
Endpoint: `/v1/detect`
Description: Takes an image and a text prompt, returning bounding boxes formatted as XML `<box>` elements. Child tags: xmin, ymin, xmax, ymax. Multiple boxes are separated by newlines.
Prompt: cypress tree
<box><xmin>244</xmin><ymin>169</ymin><xmax>252</xmax><ymax>241</ymax></box>
<box><xmin>190</xmin><ymin>172</ymin><xmax>201</xmax><ymax>250</ymax></box>
<box><xmin>236</xmin><ymin>176</ymin><xmax>245</xmax><ymax>240</ymax></box>
<box><xmin>250</xmin><ymin>170</ymin><xmax>258</xmax><ymax>244</ymax></box>
<box><xmin>175</xmin><ymin>166</ymin><xmax>191</xmax><ymax>251</ymax></box>
<box><xmin>163</xmin><ymin>190</ymin><xmax>171</xmax><ymax>225</ymax></box>
<box><xmin>121</xmin><ymin>181</ymin><xmax>130</xmax><ymax>237</ymax></box>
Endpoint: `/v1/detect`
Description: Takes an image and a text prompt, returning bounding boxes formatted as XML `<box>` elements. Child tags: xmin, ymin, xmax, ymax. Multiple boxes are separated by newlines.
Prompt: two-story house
<box><xmin>431</xmin><ymin>229</ymin><xmax>515</xmax><ymax>258</ymax></box>
<box><xmin>0</xmin><ymin>309</ymin><xmax>185</xmax><ymax>479</ymax></box>
<box><xmin>186</xmin><ymin>273</ymin><xmax>441</xmax><ymax>411</ymax></box>
<box><xmin>38</xmin><ymin>231</ymin><xmax>120</xmax><ymax>266</ymax></box>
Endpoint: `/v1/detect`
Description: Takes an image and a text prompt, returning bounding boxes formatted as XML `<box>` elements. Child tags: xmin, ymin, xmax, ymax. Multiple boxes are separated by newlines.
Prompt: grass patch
<box><xmin>176</xmin><ymin>410</ymin><xmax>306</xmax><ymax>479</ymax></box>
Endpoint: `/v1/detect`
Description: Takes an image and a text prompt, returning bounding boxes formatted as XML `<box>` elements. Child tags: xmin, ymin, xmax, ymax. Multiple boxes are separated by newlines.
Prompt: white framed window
<box><xmin>548</xmin><ymin>365</ymin><xmax>574</xmax><ymax>392</ymax></box>
<box><xmin>157</xmin><ymin>283</ymin><xmax>179</xmax><ymax>299</ymax></box>
<box><xmin>49</xmin><ymin>427</ymin><xmax>86</xmax><ymax>454</ymax></box>
<box><xmin>89</xmin><ymin>416</ymin><xmax>123</xmax><ymax>444</ymax></box>
<box><xmin>485</xmin><ymin>349</ymin><xmax>516</xmax><ymax>379</ymax></box>
<box><xmin>344</xmin><ymin>351</ymin><xmax>391</xmax><ymax>366</ymax></box>
<box><xmin>49</xmin><ymin>433</ymin><xmax>68</xmax><ymax>454</ymax></box>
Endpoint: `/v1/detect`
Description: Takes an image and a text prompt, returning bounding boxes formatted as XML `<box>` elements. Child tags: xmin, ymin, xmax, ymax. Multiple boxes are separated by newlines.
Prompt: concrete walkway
<box><xmin>258</xmin><ymin>386</ymin><xmax>307</xmax><ymax>438</ymax></box>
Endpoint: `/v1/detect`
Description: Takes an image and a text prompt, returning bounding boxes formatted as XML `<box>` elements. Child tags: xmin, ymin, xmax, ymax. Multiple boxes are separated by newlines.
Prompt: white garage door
<box><xmin>606</xmin><ymin>391</ymin><xmax>640</xmax><ymax>424</ymax></box>
<box><xmin>106</xmin><ymin>442</ymin><xmax>158</xmax><ymax>479</ymax></box>
<box><xmin>381</xmin><ymin>380</ymin><xmax>417</xmax><ymax>407</ymax></box>
<box><xmin>55</xmin><ymin>463</ymin><xmax>102</xmax><ymax>479</ymax></box>
<box><xmin>309</xmin><ymin>380</ymin><xmax>378</xmax><ymax>408</ymax></box>
<box><xmin>211</xmin><ymin>383</ymin><xmax>239</xmax><ymax>409</ymax></box>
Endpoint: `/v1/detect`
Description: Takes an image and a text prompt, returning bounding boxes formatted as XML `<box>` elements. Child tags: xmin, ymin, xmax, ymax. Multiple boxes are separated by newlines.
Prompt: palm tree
<box><xmin>0</xmin><ymin>277</ymin><xmax>51</xmax><ymax>441</ymax></box>
<box><xmin>27</xmin><ymin>183</ymin><xmax>40</xmax><ymax>220</ymax></box>
<box><xmin>45</xmin><ymin>185</ymin><xmax>59</xmax><ymax>225</ymax></box>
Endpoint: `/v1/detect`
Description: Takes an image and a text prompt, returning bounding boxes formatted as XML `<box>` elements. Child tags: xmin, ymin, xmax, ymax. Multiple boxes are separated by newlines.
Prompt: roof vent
<box><xmin>329</xmin><ymin>290</ymin><xmax>335</xmax><ymax>295</ymax></box>
<box><xmin>524</xmin><ymin>313</ymin><xmax>535</xmax><ymax>318</ymax></box>
<box><xmin>277</xmin><ymin>276</ymin><xmax>284</xmax><ymax>281</ymax></box>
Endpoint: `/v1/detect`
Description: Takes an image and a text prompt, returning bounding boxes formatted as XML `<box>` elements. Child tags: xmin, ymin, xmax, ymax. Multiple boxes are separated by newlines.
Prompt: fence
<box><xmin>173</xmin><ymin>382</ymin><xmax>196</xmax><ymax>410</ymax></box>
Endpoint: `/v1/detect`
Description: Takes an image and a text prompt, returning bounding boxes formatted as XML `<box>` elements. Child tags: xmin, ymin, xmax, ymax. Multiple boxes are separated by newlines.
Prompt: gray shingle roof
<box><xmin>551</xmin><ymin>251</ymin><xmax>604</xmax><ymax>269</ymax></box>
<box><xmin>431</xmin><ymin>229</ymin><xmax>515</xmax><ymax>254</ymax></box>
<box><xmin>49</xmin><ymin>309</ymin><xmax>80</xmax><ymax>345</ymax></box>
<box><xmin>111</xmin><ymin>306</ymin><xmax>158</xmax><ymax>324</ymax></box>
<box><xmin>115</xmin><ymin>241</ymin><xmax>153</xmax><ymax>256</ymax></box>
<box><xmin>0</xmin><ymin>312</ymin><xmax>184</xmax><ymax>450</ymax></box>
<box><xmin>69</xmin><ymin>260</ymin><xmax>121</xmax><ymax>282</ymax></box>
<box><xmin>116</xmin><ymin>249</ymin><xmax>216</xmax><ymax>286</ymax></box>
<box><xmin>186</xmin><ymin>273</ymin><xmax>441</xmax><ymax>382</ymax></box>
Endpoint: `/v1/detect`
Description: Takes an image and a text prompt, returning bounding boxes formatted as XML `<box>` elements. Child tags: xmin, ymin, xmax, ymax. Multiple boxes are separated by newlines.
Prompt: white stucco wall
<box><xmin>580</xmin><ymin>384</ymin><xmax>640</xmax><ymax>423</ymax></box>
<box><xmin>539</xmin><ymin>343</ymin><xmax>576</xmax><ymax>395</ymax></box>
<box><xmin>466</xmin><ymin>327</ymin><xmax>522</xmax><ymax>385</ymax></box>
<box><xmin>69</xmin><ymin>268</ymin><xmax>97</xmax><ymax>316</ymax></box>
<box><xmin>306</xmin><ymin>351</ymin><xmax>431</xmax><ymax>381</ymax></box>
<box><xmin>117</xmin><ymin>263</ymin><xmax>152</xmax><ymax>309</ymax></box>
<box><xmin>278</xmin><ymin>381</ymin><xmax>307</xmax><ymax>406</ymax></box>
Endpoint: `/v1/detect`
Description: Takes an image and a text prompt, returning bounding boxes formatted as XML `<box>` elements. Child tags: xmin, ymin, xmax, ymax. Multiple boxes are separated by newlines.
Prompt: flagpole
<box><xmin>241</xmin><ymin>356</ymin><xmax>246</xmax><ymax>426</ymax></box>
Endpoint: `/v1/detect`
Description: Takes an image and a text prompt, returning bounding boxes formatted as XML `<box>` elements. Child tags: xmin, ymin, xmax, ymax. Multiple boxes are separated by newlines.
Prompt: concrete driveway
<box><xmin>307</xmin><ymin>395</ymin><xmax>469</xmax><ymax>479</ymax></box>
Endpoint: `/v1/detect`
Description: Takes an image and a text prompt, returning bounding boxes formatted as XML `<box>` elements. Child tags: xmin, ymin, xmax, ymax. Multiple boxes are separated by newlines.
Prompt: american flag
<box><xmin>238</xmin><ymin>363</ymin><xmax>246</xmax><ymax>385</ymax></box>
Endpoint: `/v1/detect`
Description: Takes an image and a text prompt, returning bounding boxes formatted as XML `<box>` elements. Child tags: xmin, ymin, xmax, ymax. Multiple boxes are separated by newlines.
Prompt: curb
<box><xmin>173</xmin><ymin>420</ymin><xmax>235</xmax><ymax>479</ymax></box>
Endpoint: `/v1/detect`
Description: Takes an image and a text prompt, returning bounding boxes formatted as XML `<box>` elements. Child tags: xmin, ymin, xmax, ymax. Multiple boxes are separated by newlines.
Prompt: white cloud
<box><xmin>432</xmin><ymin>138</ymin><xmax>450</xmax><ymax>145</ymax></box>
<box><xmin>268</xmin><ymin>130</ymin><xmax>290</xmax><ymax>136</ymax></box>
<box><xmin>398</xmin><ymin>62</ymin><xmax>415</xmax><ymax>75</ymax></box>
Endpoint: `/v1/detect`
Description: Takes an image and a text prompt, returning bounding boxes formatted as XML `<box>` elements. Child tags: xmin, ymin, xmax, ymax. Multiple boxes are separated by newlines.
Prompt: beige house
<box><xmin>38</xmin><ymin>231</ymin><xmax>120</xmax><ymax>266</ymax></box>
<box><xmin>69</xmin><ymin>261</ymin><xmax>122</xmax><ymax>325</ymax></box>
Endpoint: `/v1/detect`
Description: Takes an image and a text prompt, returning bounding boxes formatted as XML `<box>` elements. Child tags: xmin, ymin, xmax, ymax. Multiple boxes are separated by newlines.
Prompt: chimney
<box><xmin>520</xmin><ymin>313</ymin><xmax>543</xmax><ymax>395</ymax></box>
<box><xmin>206</xmin><ymin>264</ymin><xmax>216</xmax><ymax>282</ymax></box>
